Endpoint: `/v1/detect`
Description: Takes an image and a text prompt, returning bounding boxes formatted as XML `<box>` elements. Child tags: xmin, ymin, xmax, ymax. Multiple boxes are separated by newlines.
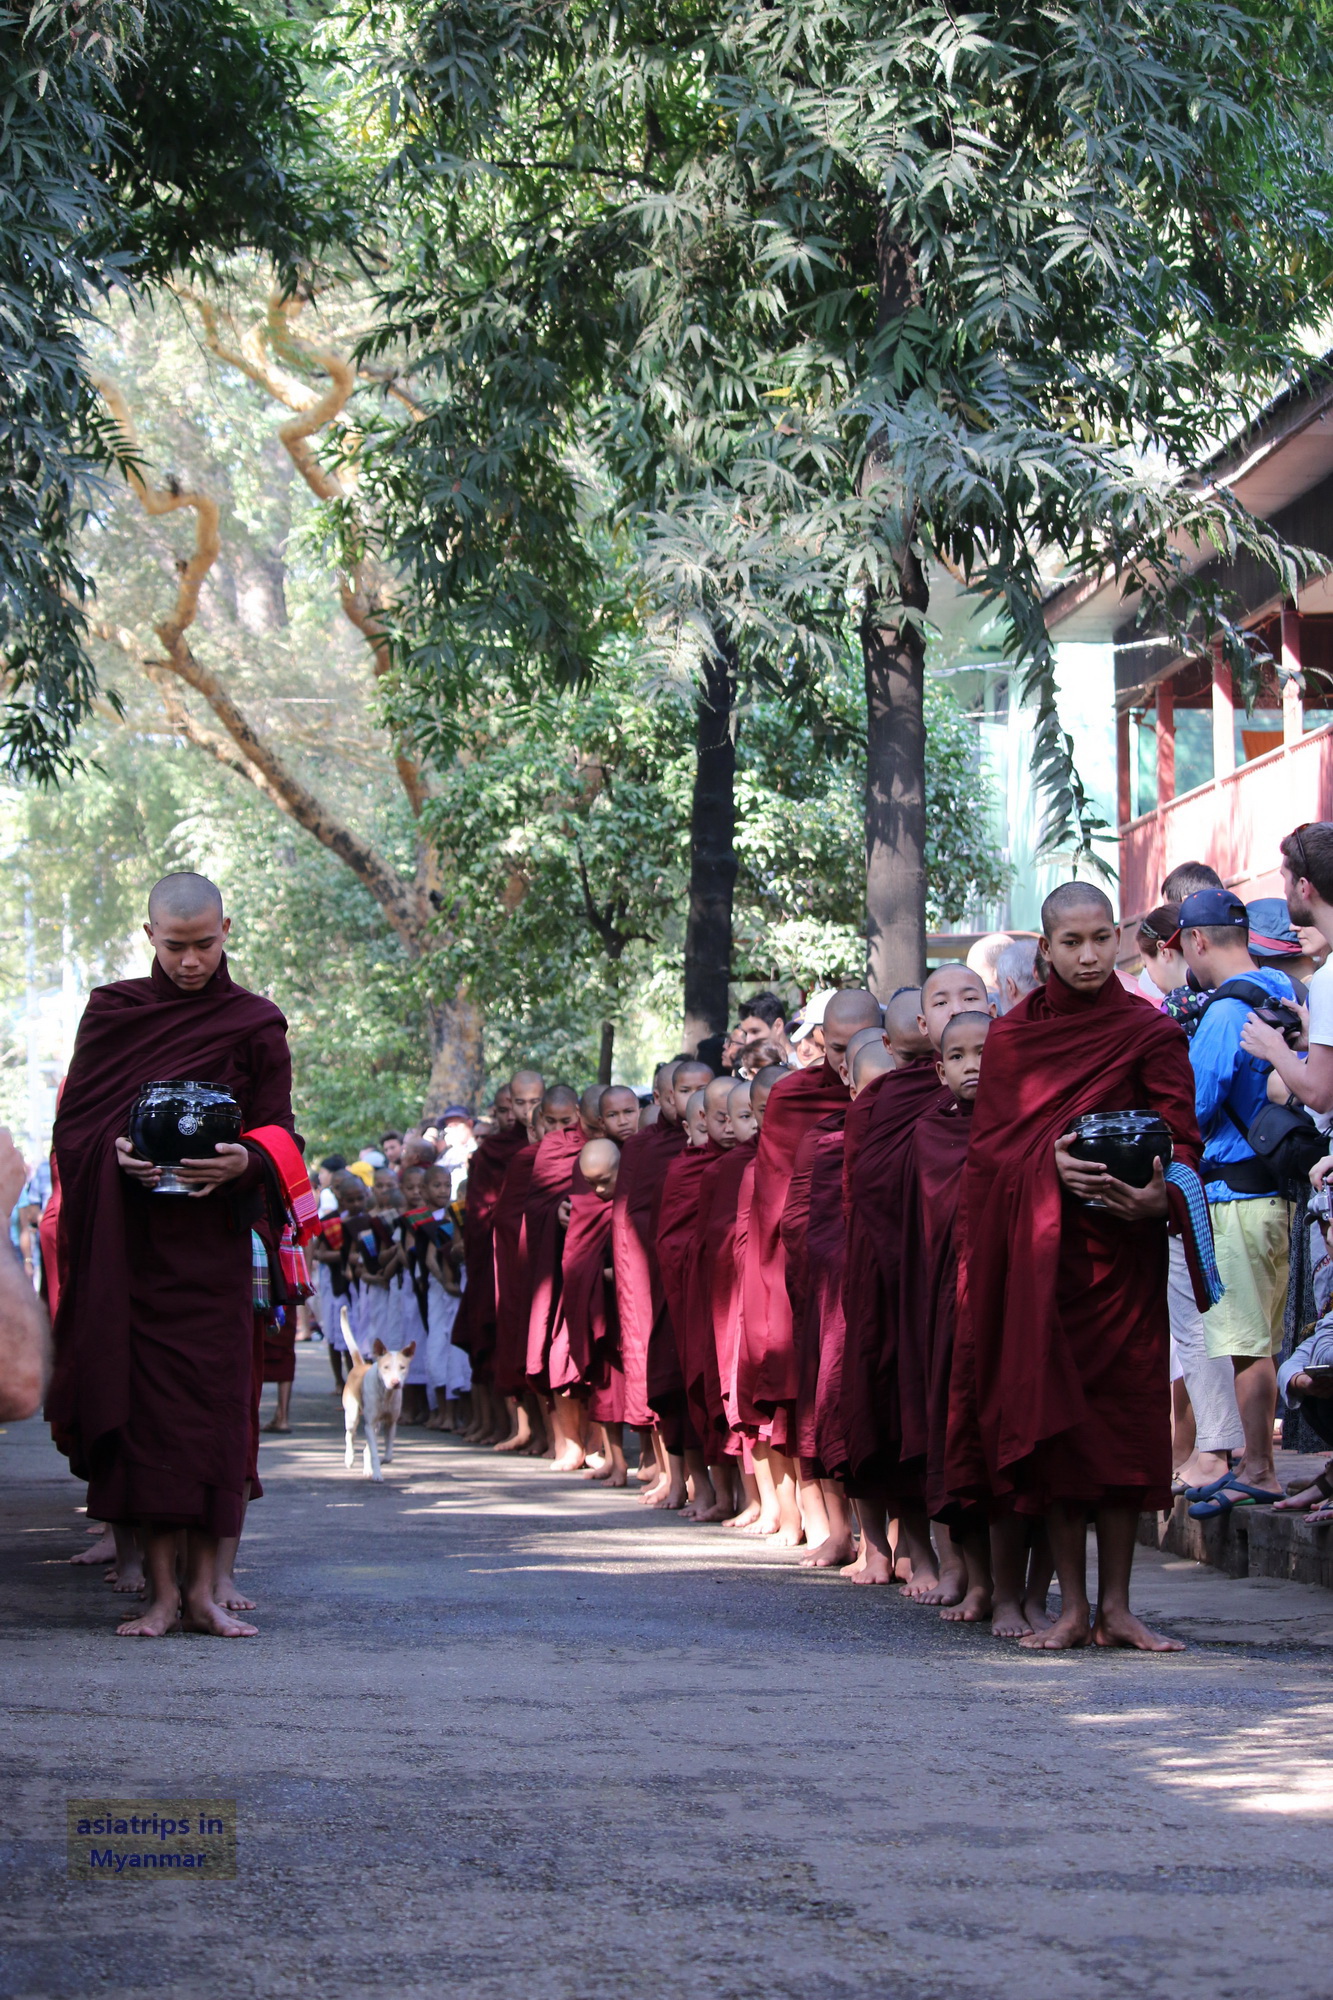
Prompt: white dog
<box><xmin>340</xmin><ymin>1307</ymin><xmax>416</xmax><ymax>1481</ymax></box>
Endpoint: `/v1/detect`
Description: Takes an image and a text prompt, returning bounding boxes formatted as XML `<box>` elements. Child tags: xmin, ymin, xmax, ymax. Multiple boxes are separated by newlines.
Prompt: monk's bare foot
<box><xmin>550</xmin><ymin>1447</ymin><xmax>585</xmax><ymax>1472</ymax></box>
<box><xmin>1093</xmin><ymin>1606</ymin><xmax>1184</xmax><ymax>1652</ymax></box>
<box><xmin>214</xmin><ymin>1576</ymin><xmax>256</xmax><ymax>1612</ymax></box>
<box><xmin>262</xmin><ymin>1417</ymin><xmax>292</xmax><ymax>1433</ymax></box>
<box><xmin>606</xmin><ymin>1464</ymin><xmax>628</xmax><ymax>1488</ymax></box>
<box><xmin>585</xmin><ymin>1460</ymin><xmax>613</xmax><ymax>1482</ymax></box>
<box><xmin>110</xmin><ymin>1558</ymin><xmax>146</xmax><ymax>1595</ymax></box>
<box><xmin>689</xmin><ymin>1499</ymin><xmax>732</xmax><ymax>1523</ymax></box>
<box><xmin>741</xmin><ymin>1508</ymin><xmax>780</xmax><ymax>1538</ymax></box>
<box><xmin>117</xmin><ymin>1594</ymin><xmax>181</xmax><ymax>1637</ymax></box>
<box><xmin>662</xmin><ymin>1478</ymin><xmax>687</xmax><ymax>1510</ymax></box>
<box><xmin>896</xmin><ymin>1568</ymin><xmax>940</xmax><ymax>1600</ymax></box>
<box><xmin>800</xmin><ymin>1532</ymin><xmax>857</xmax><ymax>1568</ymax></box>
<box><xmin>940</xmin><ymin>1584</ymin><xmax>992</xmax><ymax>1623</ymax></box>
<box><xmin>639</xmin><ymin>1474</ymin><xmax>668</xmax><ymax>1505</ymax></box>
<box><xmin>181</xmin><ymin>1590</ymin><xmax>258</xmax><ymax>1637</ymax></box>
<box><xmin>724</xmin><ymin>1502</ymin><xmax>762</xmax><ymax>1530</ymax></box>
<box><xmin>493</xmin><ymin>1434</ymin><xmax>524</xmax><ymax>1453</ymax></box>
<box><xmin>1022</xmin><ymin>1594</ymin><xmax>1054</xmax><ymax>1632</ymax></box>
<box><xmin>772</xmin><ymin>1522</ymin><xmax>805</xmax><ymax>1547</ymax></box>
<box><xmin>847</xmin><ymin>1548</ymin><xmax>894</xmax><ymax>1585</ymax></box>
<box><xmin>990</xmin><ymin>1596</ymin><xmax>1033</xmax><ymax>1638</ymax></box>
<box><xmin>71</xmin><ymin>1530</ymin><xmax>117</xmax><ymax>1565</ymax></box>
<box><xmin>1019</xmin><ymin>1603</ymin><xmax>1091</xmax><ymax>1650</ymax></box>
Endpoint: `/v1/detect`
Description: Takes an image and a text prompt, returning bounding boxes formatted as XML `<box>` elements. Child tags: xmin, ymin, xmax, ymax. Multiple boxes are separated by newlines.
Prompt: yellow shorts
<box><xmin>1204</xmin><ymin>1197</ymin><xmax>1290</xmax><ymax>1361</ymax></box>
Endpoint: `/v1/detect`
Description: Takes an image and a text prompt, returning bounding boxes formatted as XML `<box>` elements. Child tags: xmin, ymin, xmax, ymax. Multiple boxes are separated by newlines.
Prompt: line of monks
<box><xmin>455</xmin><ymin>884</ymin><xmax>1211</xmax><ymax>1652</ymax></box>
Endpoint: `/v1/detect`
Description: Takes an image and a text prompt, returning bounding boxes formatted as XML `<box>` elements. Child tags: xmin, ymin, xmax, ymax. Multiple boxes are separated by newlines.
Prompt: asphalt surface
<box><xmin>3</xmin><ymin>1343</ymin><xmax>1332</xmax><ymax>2000</ymax></box>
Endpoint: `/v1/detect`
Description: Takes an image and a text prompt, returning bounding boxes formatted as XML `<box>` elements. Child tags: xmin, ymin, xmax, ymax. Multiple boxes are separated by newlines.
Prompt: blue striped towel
<box><xmin>1164</xmin><ymin>1162</ymin><xmax>1225</xmax><ymax>1307</ymax></box>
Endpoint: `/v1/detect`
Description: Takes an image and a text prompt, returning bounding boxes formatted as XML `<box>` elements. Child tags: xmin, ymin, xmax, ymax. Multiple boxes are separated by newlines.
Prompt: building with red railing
<box><xmin>1044</xmin><ymin>366</ymin><xmax>1333</xmax><ymax>925</ymax></box>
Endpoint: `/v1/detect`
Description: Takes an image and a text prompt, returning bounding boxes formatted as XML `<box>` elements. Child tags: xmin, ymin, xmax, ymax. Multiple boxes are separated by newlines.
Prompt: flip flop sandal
<box><xmin>1221</xmin><ymin>1479</ymin><xmax>1286</xmax><ymax>1504</ymax></box>
<box><xmin>1184</xmin><ymin>1471</ymin><xmax>1236</xmax><ymax>1502</ymax></box>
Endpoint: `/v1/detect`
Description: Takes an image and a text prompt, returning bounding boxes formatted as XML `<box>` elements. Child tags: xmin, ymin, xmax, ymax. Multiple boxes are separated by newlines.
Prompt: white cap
<box><xmin>789</xmin><ymin>988</ymin><xmax>836</xmax><ymax>1043</ymax></box>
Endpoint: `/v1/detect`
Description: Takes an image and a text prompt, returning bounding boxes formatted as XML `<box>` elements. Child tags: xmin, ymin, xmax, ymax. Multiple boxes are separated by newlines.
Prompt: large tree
<box><xmin>356</xmin><ymin>0</ymin><xmax>1333</xmax><ymax>998</ymax></box>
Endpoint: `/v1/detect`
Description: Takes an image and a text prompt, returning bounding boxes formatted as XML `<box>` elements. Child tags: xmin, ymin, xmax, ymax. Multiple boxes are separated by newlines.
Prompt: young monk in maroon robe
<box><xmin>947</xmin><ymin>883</ymin><xmax>1205</xmax><ymax>1653</ymax></box>
<box><xmin>651</xmin><ymin>1072</ymin><xmax>724</xmax><ymax>1516</ymax></box>
<box><xmin>680</xmin><ymin>1078</ymin><xmax>743</xmax><ymax>1513</ymax></box>
<box><xmin>721</xmin><ymin>1065</ymin><xmax>790</xmax><ymax>1533</ymax></box>
<box><xmin>551</xmin><ymin>1139</ymin><xmax>627</xmax><ymax>1484</ymax></box>
<box><xmin>736</xmin><ymin>991</ymin><xmax>881</xmax><ymax>1544</ymax></box>
<box><xmin>491</xmin><ymin>1079</ymin><xmax>544</xmax><ymax>1454</ymax></box>
<box><xmin>687</xmin><ymin>1081</ymin><xmax>758</xmax><ymax>1520</ymax></box>
<box><xmin>611</xmin><ymin>1061</ymin><xmax>684</xmax><ymax>1498</ymax></box>
<box><xmin>522</xmin><ymin>1086</ymin><xmax>583</xmax><ymax>1466</ymax></box>
<box><xmin>598</xmin><ymin>1085</ymin><xmax>641</xmax><ymax>1146</ymax></box>
<box><xmin>47</xmin><ymin>873</ymin><xmax>298</xmax><ymax>1639</ymax></box>
<box><xmin>459</xmin><ymin>1073</ymin><xmax>530</xmax><ymax>1443</ymax></box>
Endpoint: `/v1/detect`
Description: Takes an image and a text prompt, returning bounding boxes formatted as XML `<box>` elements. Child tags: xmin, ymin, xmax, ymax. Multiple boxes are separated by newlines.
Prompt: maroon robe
<box><xmin>702</xmin><ymin>1138</ymin><xmax>757</xmax><ymax>1444</ymax></box>
<box><xmin>553</xmin><ymin>1174</ymin><xmax>624</xmax><ymax>1419</ymax></box>
<box><xmin>945</xmin><ymin>971</ymin><xmax>1202</xmax><ymax>1514</ymax></box>
<box><xmin>796</xmin><ymin>1126</ymin><xmax>847</xmax><ymax>1470</ymax></box>
<box><xmin>524</xmin><ymin>1128</ymin><xmax>584</xmax><ymax>1388</ymax></box>
<box><xmin>491</xmin><ymin>1143</ymin><xmax>538</xmax><ymax>1396</ymax></box>
<box><xmin>907</xmin><ymin>1099</ymin><xmax>973</xmax><ymax>1520</ymax></box>
<box><xmin>813</xmin><ymin>1069</ymin><xmax>894</xmax><ymax>1474</ymax></box>
<box><xmin>681</xmin><ymin>1148</ymin><xmax>736</xmax><ymax>1460</ymax></box>
<box><xmin>736</xmin><ymin>1061</ymin><xmax>851</xmax><ymax>1433</ymax></box>
<box><xmin>839</xmin><ymin>1056</ymin><xmax>949</xmax><ymax>1491</ymax></box>
<box><xmin>47</xmin><ymin>956</ymin><xmax>296</xmax><ymax>1539</ymax></box>
<box><xmin>651</xmin><ymin>1142</ymin><xmax>719</xmax><ymax>1443</ymax></box>
<box><xmin>611</xmin><ymin>1120</ymin><xmax>684</xmax><ymax>1428</ymax></box>
<box><xmin>459</xmin><ymin>1122</ymin><xmax>526</xmax><ymax>1373</ymax></box>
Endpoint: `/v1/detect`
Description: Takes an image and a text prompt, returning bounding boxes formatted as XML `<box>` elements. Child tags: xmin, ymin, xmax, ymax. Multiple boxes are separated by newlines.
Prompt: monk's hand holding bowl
<box><xmin>115</xmin><ymin>1136</ymin><xmax>161</xmax><ymax>1187</ymax></box>
<box><xmin>175</xmin><ymin>1142</ymin><xmax>251</xmax><ymax>1197</ymax></box>
<box><xmin>1054</xmin><ymin>1134</ymin><xmax>1168</xmax><ymax>1218</ymax></box>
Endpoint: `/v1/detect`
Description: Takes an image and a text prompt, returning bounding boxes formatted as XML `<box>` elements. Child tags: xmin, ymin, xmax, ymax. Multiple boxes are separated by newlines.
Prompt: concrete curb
<box><xmin>1139</xmin><ymin>1496</ymin><xmax>1333</xmax><ymax>1589</ymax></box>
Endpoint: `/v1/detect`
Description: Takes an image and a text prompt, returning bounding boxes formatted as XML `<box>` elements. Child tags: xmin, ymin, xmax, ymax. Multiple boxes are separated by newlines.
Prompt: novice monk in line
<box><xmin>552</xmin><ymin>1137</ymin><xmax>628</xmax><ymax>1483</ymax></box>
<box><xmin>722</xmin><ymin>1064</ymin><xmax>792</xmax><ymax>1534</ymax></box>
<box><xmin>48</xmin><ymin>873</ymin><xmax>299</xmax><ymax>1639</ymax></box>
<box><xmin>459</xmin><ymin>1075</ymin><xmax>529</xmax><ymax>1443</ymax></box>
<box><xmin>947</xmin><ymin>884</ymin><xmax>1207</xmax><ymax>1652</ymax></box>
<box><xmin>612</xmin><ymin>1062</ymin><xmax>685</xmax><ymax>1499</ymax></box>
<box><xmin>653</xmin><ymin>1072</ymin><xmax>725</xmax><ymax>1517</ymax></box>
<box><xmin>599</xmin><ymin>1086</ymin><xmax>641</xmax><ymax>1146</ymax></box>
<box><xmin>525</xmin><ymin>1085</ymin><xmax>584</xmax><ymax>1467</ymax></box>
<box><xmin>491</xmin><ymin>1071</ymin><xmax>545</xmax><ymax>1453</ymax></box>
<box><xmin>680</xmin><ymin>1077</ymin><xmax>745</xmax><ymax>1517</ymax></box>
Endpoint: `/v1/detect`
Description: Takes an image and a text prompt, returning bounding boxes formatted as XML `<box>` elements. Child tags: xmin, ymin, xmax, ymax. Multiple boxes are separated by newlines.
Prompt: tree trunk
<box><xmin>682</xmin><ymin>627</ymin><xmax>739</xmax><ymax>1052</ymax></box>
<box><xmin>861</xmin><ymin>564</ymin><xmax>929</xmax><ymax>998</ymax></box>
<box><xmin>421</xmin><ymin>985</ymin><xmax>486</xmax><ymax>1118</ymax></box>
<box><xmin>597</xmin><ymin>1019</ymin><xmax>615</xmax><ymax>1085</ymax></box>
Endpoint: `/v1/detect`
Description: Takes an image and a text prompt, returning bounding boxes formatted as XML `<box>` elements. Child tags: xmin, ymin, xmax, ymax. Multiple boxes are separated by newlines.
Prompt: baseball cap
<box><xmin>441</xmin><ymin>1105</ymin><xmax>474</xmax><ymax>1123</ymax></box>
<box><xmin>1246</xmin><ymin>897</ymin><xmax>1304</xmax><ymax>959</ymax></box>
<box><xmin>1168</xmin><ymin>889</ymin><xmax>1249</xmax><ymax>941</ymax></box>
<box><xmin>789</xmin><ymin>989</ymin><xmax>834</xmax><ymax>1044</ymax></box>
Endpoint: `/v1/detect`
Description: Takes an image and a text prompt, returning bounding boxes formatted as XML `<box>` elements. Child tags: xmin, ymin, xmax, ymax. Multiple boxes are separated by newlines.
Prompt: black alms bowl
<box><xmin>129</xmin><ymin>1079</ymin><xmax>243</xmax><ymax>1194</ymax></box>
<box><xmin>1069</xmin><ymin>1110</ymin><xmax>1173</xmax><ymax>1188</ymax></box>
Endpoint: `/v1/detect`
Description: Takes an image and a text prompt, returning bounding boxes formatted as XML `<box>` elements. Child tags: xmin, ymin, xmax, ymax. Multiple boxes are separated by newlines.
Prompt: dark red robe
<box><xmin>907</xmin><ymin>1099</ymin><xmax>972</xmax><ymax>1520</ymax></box>
<box><xmin>795</xmin><ymin>1125</ymin><xmax>847</xmax><ymax>1472</ymax></box>
<box><xmin>651</xmin><ymin>1142</ymin><xmax>719</xmax><ymax>1447</ymax></box>
<box><xmin>46</xmin><ymin>956</ymin><xmax>296</xmax><ymax>1538</ymax></box>
<box><xmin>681</xmin><ymin>1148</ymin><xmax>736</xmax><ymax>1461</ymax></box>
<box><xmin>704</xmin><ymin>1138</ymin><xmax>757</xmax><ymax>1446</ymax></box>
<box><xmin>524</xmin><ymin>1128</ymin><xmax>584</xmax><ymax>1389</ymax></box>
<box><xmin>839</xmin><ymin>1056</ymin><xmax>949</xmax><ymax>1491</ymax></box>
<box><xmin>611</xmin><ymin>1120</ymin><xmax>684</xmax><ymax>1428</ymax></box>
<box><xmin>813</xmin><ymin>1069</ymin><xmax>894</xmax><ymax>1475</ymax></box>
<box><xmin>945</xmin><ymin>971</ymin><xmax>1202</xmax><ymax>1514</ymax></box>
<box><xmin>491</xmin><ymin>1143</ymin><xmax>538</xmax><ymax>1397</ymax></box>
<box><xmin>736</xmin><ymin>1061</ymin><xmax>851</xmax><ymax>1436</ymax></box>
<box><xmin>553</xmin><ymin>1173</ymin><xmax>621</xmax><ymax>1417</ymax></box>
<box><xmin>459</xmin><ymin>1122</ymin><xmax>526</xmax><ymax>1376</ymax></box>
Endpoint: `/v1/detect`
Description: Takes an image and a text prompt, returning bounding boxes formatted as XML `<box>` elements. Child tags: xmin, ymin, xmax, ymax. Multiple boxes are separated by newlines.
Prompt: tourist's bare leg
<box><xmin>845</xmin><ymin>1492</ymin><xmax>893</xmax><ymax>1583</ymax></box>
<box><xmin>1020</xmin><ymin>1502</ymin><xmax>1090</xmax><ymax>1650</ymax></box>
<box><xmin>1229</xmin><ymin>1356</ymin><xmax>1283</xmax><ymax>1498</ymax></box>
<box><xmin>800</xmin><ymin>1479</ymin><xmax>856</xmax><ymax>1566</ymax></box>
<box><xmin>1092</xmin><ymin>1505</ymin><xmax>1184</xmax><ymax>1651</ymax></box>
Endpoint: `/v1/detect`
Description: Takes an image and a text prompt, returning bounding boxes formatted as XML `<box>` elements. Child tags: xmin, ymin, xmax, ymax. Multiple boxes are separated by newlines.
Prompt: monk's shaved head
<box><xmin>579</xmin><ymin>1083</ymin><xmax>605</xmax><ymax>1135</ymax></box>
<box><xmin>704</xmin><ymin>1076</ymin><xmax>733</xmax><ymax>1108</ymax></box>
<box><xmin>940</xmin><ymin>1009</ymin><xmax>992</xmax><ymax>1056</ymax></box>
<box><xmin>579</xmin><ymin>1136</ymin><xmax>620</xmax><ymax>1199</ymax></box>
<box><xmin>675</xmin><ymin>1060</ymin><xmax>713</xmax><ymax>1090</ymax></box>
<box><xmin>839</xmin><ymin>1023</ymin><xmax>886</xmax><ymax>1085</ymax></box>
<box><xmin>147</xmin><ymin>871</ymin><xmax>223</xmax><ymax>925</ymax></box>
<box><xmin>544</xmin><ymin>1084</ymin><xmax>579</xmax><ymax>1112</ymax></box>
<box><xmin>654</xmin><ymin>1060</ymin><xmax>680</xmax><ymax>1090</ymax></box>
<box><xmin>884</xmin><ymin>987</ymin><xmax>931</xmax><ymax>1058</ymax></box>
<box><xmin>598</xmin><ymin>1084</ymin><xmax>640</xmax><ymax>1144</ymax></box>
<box><xmin>749</xmin><ymin>1062</ymin><xmax>791</xmax><ymax>1125</ymax></box>
<box><xmin>511</xmin><ymin>1068</ymin><xmax>543</xmax><ymax>1093</ymax></box>
<box><xmin>823</xmin><ymin>988</ymin><xmax>883</xmax><ymax>1035</ymax></box>
<box><xmin>851</xmin><ymin>1041</ymin><xmax>896</xmax><ymax>1092</ymax></box>
<box><xmin>1041</xmin><ymin>881</ymin><xmax>1115</xmax><ymax>937</ymax></box>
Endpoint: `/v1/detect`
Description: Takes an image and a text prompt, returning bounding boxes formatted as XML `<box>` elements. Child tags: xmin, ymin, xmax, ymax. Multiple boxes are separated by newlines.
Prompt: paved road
<box><xmin>3</xmin><ymin>1344</ymin><xmax>1333</xmax><ymax>2000</ymax></box>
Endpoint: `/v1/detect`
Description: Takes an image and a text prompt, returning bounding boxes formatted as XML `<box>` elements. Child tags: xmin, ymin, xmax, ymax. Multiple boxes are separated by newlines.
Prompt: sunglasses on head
<box><xmin>1290</xmin><ymin>822</ymin><xmax>1313</xmax><ymax>882</ymax></box>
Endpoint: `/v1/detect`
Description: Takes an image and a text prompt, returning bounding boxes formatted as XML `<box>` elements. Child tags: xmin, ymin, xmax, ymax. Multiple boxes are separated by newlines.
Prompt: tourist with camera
<box><xmin>1176</xmin><ymin>889</ymin><xmax>1310</xmax><ymax>1517</ymax></box>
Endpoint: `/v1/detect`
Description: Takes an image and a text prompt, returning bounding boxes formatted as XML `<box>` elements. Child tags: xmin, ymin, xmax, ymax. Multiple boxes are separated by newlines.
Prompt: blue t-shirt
<box><xmin>1190</xmin><ymin>965</ymin><xmax>1297</xmax><ymax>1203</ymax></box>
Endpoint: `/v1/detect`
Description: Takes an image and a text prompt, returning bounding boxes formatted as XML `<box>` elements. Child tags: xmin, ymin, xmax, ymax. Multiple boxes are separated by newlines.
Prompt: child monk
<box><xmin>611</xmin><ymin>1062</ymin><xmax>685</xmax><ymax>1499</ymax></box>
<box><xmin>554</xmin><ymin>1137</ymin><xmax>627</xmax><ymax>1483</ymax></box>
